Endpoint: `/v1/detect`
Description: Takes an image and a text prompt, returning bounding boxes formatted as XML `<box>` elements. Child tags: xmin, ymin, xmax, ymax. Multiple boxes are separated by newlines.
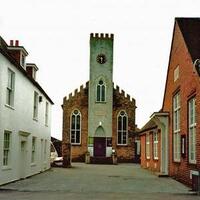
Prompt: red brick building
<box><xmin>62</xmin><ymin>33</ymin><xmax>137</xmax><ymax>164</ymax></box>
<box><xmin>140</xmin><ymin>120</ymin><xmax>161</xmax><ymax>173</ymax></box>
<box><xmin>140</xmin><ymin>18</ymin><xmax>200</xmax><ymax>189</ymax></box>
<box><xmin>139</xmin><ymin>113</ymin><xmax>169</xmax><ymax>176</ymax></box>
<box><xmin>162</xmin><ymin>18</ymin><xmax>200</xmax><ymax>188</ymax></box>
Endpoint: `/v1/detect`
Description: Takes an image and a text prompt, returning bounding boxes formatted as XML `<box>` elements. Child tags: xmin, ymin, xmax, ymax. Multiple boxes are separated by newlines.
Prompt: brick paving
<box><xmin>0</xmin><ymin>163</ymin><xmax>198</xmax><ymax>200</ymax></box>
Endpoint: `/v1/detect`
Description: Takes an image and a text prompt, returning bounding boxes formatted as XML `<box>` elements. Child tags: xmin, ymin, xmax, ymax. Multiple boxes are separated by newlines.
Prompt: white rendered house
<box><xmin>0</xmin><ymin>37</ymin><xmax>53</xmax><ymax>185</ymax></box>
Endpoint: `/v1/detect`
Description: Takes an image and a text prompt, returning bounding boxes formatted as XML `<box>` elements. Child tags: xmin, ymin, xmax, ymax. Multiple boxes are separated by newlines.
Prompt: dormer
<box><xmin>7</xmin><ymin>40</ymin><xmax>28</xmax><ymax>69</ymax></box>
<box><xmin>26</xmin><ymin>63</ymin><xmax>38</xmax><ymax>80</ymax></box>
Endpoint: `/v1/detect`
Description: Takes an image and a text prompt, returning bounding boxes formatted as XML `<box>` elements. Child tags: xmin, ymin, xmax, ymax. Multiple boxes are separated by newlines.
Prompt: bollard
<box><xmin>85</xmin><ymin>151</ymin><xmax>90</xmax><ymax>164</ymax></box>
<box><xmin>112</xmin><ymin>152</ymin><xmax>118</xmax><ymax>165</ymax></box>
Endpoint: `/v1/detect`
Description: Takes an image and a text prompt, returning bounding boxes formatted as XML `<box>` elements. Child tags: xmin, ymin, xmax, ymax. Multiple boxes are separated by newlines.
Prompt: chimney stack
<box><xmin>7</xmin><ymin>39</ymin><xmax>28</xmax><ymax>68</ymax></box>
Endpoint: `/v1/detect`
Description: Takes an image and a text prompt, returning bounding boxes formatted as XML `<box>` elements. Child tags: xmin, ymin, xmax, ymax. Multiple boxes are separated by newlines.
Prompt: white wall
<box><xmin>0</xmin><ymin>53</ymin><xmax>52</xmax><ymax>185</ymax></box>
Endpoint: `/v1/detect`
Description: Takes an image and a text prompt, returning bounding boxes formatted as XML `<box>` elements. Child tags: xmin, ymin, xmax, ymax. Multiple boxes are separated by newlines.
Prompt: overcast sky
<box><xmin>1</xmin><ymin>0</ymin><xmax>200</xmax><ymax>139</ymax></box>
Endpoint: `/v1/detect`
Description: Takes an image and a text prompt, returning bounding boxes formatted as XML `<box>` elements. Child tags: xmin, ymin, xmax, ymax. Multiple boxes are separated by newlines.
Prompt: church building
<box><xmin>62</xmin><ymin>33</ymin><xmax>137</xmax><ymax>164</ymax></box>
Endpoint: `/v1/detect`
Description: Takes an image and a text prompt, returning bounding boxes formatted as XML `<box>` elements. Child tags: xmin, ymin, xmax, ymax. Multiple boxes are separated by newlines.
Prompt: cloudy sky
<box><xmin>1</xmin><ymin>0</ymin><xmax>200</xmax><ymax>139</ymax></box>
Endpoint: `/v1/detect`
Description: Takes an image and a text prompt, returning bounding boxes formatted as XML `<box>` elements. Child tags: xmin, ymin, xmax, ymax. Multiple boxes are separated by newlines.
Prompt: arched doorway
<box><xmin>94</xmin><ymin>126</ymin><xmax>106</xmax><ymax>157</ymax></box>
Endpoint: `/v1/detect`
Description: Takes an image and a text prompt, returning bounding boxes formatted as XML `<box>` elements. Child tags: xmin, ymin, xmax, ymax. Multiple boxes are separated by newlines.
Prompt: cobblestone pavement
<box><xmin>0</xmin><ymin>163</ymin><xmax>199</xmax><ymax>200</ymax></box>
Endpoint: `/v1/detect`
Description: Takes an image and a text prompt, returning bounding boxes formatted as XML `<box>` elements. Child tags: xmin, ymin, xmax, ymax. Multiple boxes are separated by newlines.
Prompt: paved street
<box><xmin>0</xmin><ymin>163</ymin><xmax>198</xmax><ymax>200</ymax></box>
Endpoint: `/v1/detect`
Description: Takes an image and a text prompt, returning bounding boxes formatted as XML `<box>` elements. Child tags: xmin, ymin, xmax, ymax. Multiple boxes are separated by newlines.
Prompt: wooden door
<box><xmin>94</xmin><ymin>137</ymin><xmax>106</xmax><ymax>157</ymax></box>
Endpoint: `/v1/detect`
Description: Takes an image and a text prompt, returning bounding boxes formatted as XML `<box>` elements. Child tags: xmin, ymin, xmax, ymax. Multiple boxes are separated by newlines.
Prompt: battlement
<box><xmin>90</xmin><ymin>33</ymin><xmax>114</xmax><ymax>39</ymax></box>
<box><xmin>114</xmin><ymin>84</ymin><xmax>135</xmax><ymax>103</ymax></box>
<box><xmin>64</xmin><ymin>81</ymin><xmax>89</xmax><ymax>102</ymax></box>
<box><xmin>63</xmin><ymin>81</ymin><xmax>135</xmax><ymax>105</ymax></box>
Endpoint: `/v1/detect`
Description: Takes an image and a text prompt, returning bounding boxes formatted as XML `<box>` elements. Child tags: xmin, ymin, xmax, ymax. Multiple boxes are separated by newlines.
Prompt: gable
<box><xmin>162</xmin><ymin>19</ymin><xmax>194</xmax><ymax>110</ymax></box>
<box><xmin>162</xmin><ymin>18</ymin><xmax>200</xmax><ymax>112</ymax></box>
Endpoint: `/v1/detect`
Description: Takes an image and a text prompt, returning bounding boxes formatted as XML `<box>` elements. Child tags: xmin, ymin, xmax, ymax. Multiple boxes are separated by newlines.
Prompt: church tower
<box><xmin>88</xmin><ymin>33</ymin><xmax>114</xmax><ymax>157</ymax></box>
<box><xmin>62</xmin><ymin>33</ymin><xmax>136</xmax><ymax>164</ymax></box>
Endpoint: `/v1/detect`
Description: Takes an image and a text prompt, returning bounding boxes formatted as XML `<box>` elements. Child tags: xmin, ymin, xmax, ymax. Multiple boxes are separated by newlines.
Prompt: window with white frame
<box><xmin>70</xmin><ymin>110</ymin><xmax>81</xmax><ymax>144</ymax></box>
<box><xmin>153</xmin><ymin>131</ymin><xmax>158</xmax><ymax>160</ymax></box>
<box><xmin>189</xmin><ymin>97</ymin><xmax>196</xmax><ymax>164</ymax></box>
<box><xmin>3</xmin><ymin>131</ymin><xmax>11</xmax><ymax>166</ymax></box>
<box><xmin>173</xmin><ymin>92</ymin><xmax>181</xmax><ymax>162</ymax></box>
<box><xmin>45</xmin><ymin>102</ymin><xmax>49</xmax><ymax>126</ymax></box>
<box><xmin>33</xmin><ymin>92</ymin><xmax>39</xmax><ymax>120</ymax></box>
<box><xmin>117</xmin><ymin>111</ymin><xmax>128</xmax><ymax>145</ymax></box>
<box><xmin>96</xmin><ymin>80</ymin><xmax>106</xmax><ymax>102</ymax></box>
<box><xmin>146</xmin><ymin>133</ymin><xmax>150</xmax><ymax>159</ymax></box>
<box><xmin>32</xmin><ymin>69</ymin><xmax>36</xmax><ymax>80</ymax></box>
<box><xmin>21</xmin><ymin>53</ymin><xmax>26</xmax><ymax>68</ymax></box>
<box><xmin>31</xmin><ymin>137</ymin><xmax>36</xmax><ymax>163</ymax></box>
<box><xmin>174</xmin><ymin>65</ymin><xmax>179</xmax><ymax>82</ymax></box>
<box><xmin>6</xmin><ymin>69</ymin><xmax>15</xmax><ymax>107</ymax></box>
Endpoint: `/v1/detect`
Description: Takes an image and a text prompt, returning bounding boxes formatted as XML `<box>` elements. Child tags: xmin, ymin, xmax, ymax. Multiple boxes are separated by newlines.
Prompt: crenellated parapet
<box><xmin>63</xmin><ymin>81</ymin><xmax>135</xmax><ymax>106</ymax></box>
<box><xmin>63</xmin><ymin>81</ymin><xmax>89</xmax><ymax>104</ymax></box>
<box><xmin>113</xmin><ymin>83</ymin><xmax>135</xmax><ymax>103</ymax></box>
<box><xmin>90</xmin><ymin>33</ymin><xmax>114</xmax><ymax>39</ymax></box>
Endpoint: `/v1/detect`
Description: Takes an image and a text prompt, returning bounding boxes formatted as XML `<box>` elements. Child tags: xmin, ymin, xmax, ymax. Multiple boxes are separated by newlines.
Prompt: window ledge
<box><xmin>71</xmin><ymin>143</ymin><xmax>81</xmax><ymax>146</ymax></box>
<box><xmin>154</xmin><ymin>158</ymin><xmax>159</xmax><ymax>160</ymax></box>
<box><xmin>173</xmin><ymin>160</ymin><xmax>181</xmax><ymax>163</ymax></box>
<box><xmin>117</xmin><ymin>144</ymin><xmax>128</xmax><ymax>147</ymax></box>
<box><xmin>33</xmin><ymin>118</ymin><xmax>38</xmax><ymax>122</ymax></box>
<box><xmin>189</xmin><ymin>160</ymin><xmax>197</xmax><ymax>165</ymax></box>
<box><xmin>95</xmin><ymin>101</ymin><xmax>107</xmax><ymax>104</ymax></box>
<box><xmin>2</xmin><ymin>166</ymin><xmax>12</xmax><ymax>171</ymax></box>
<box><xmin>5</xmin><ymin>104</ymin><xmax>14</xmax><ymax>110</ymax></box>
<box><xmin>31</xmin><ymin>163</ymin><xmax>37</xmax><ymax>167</ymax></box>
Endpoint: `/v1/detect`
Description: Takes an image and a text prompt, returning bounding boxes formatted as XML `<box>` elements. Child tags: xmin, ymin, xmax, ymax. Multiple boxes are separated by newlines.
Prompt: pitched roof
<box><xmin>0</xmin><ymin>36</ymin><xmax>54</xmax><ymax>105</ymax></box>
<box><xmin>176</xmin><ymin>17</ymin><xmax>200</xmax><ymax>62</ymax></box>
<box><xmin>139</xmin><ymin>118</ymin><xmax>157</xmax><ymax>135</ymax></box>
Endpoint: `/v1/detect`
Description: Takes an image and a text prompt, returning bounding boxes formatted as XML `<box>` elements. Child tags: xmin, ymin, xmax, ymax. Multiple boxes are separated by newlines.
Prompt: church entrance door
<box><xmin>94</xmin><ymin>137</ymin><xmax>106</xmax><ymax>157</ymax></box>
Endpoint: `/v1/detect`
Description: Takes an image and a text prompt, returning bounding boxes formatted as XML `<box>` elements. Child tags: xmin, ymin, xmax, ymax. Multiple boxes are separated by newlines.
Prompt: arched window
<box><xmin>70</xmin><ymin>109</ymin><xmax>81</xmax><ymax>144</ymax></box>
<box><xmin>97</xmin><ymin>80</ymin><xmax>106</xmax><ymax>102</ymax></box>
<box><xmin>117</xmin><ymin>111</ymin><xmax>128</xmax><ymax>145</ymax></box>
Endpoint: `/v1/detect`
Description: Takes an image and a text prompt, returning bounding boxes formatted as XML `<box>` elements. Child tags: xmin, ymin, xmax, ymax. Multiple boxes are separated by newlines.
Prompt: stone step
<box><xmin>90</xmin><ymin>156</ymin><xmax>113</xmax><ymax>164</ymax></box>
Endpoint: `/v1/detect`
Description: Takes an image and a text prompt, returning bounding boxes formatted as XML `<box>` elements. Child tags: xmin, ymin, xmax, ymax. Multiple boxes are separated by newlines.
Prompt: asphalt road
<box><xmin>0</xmin><ymin>163</ymin><xmax>198</xmax><ymax>200</ymax></box>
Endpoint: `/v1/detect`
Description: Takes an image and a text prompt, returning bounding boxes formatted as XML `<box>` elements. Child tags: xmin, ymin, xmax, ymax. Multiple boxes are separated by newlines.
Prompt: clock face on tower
<box><xmin>96</xmin><ymin>54</ymin><xmax>107</xmax><ymax>64</ymax></box>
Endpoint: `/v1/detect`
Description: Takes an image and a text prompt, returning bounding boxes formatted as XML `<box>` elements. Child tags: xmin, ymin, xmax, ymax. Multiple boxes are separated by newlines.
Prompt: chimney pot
<box><xmin>15</xmin><ymin>40</ymin><xmax>19</xmax><ymax>46</ymax></box>
<box><xmin>10</xmin><ymin>40</ymin><xmax>14</xmax><ymax>46</ymax></box>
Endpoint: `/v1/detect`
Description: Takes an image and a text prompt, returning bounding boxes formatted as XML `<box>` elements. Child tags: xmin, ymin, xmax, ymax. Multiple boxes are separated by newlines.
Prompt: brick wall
<box><xmin>162</xmin><ymin>21</ymin><xmax>200</xmax><ymax>186</ymax></box>
<box><xmin>112</xmin><ymin>86</ymin><xmax>136</xmax><ymax>162</ymax></box>
<box><xmin>140</xmin><ymin>130</ymin><xmax>161</xmax><ymax>172</ymax></box>
<box><xmin>62</xmin><ymin>83</ymin><xmax>89</xmax><ymax>162</ymax></box>
<box><xmin>62</xmin><ymin>83</ymin><xmax>137</xmax><ymax>163</ymax></box>
<box><xmin>8</xmin><ymin>49</ymin><xmax>21</xmax><ymax>64</ymax></box>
